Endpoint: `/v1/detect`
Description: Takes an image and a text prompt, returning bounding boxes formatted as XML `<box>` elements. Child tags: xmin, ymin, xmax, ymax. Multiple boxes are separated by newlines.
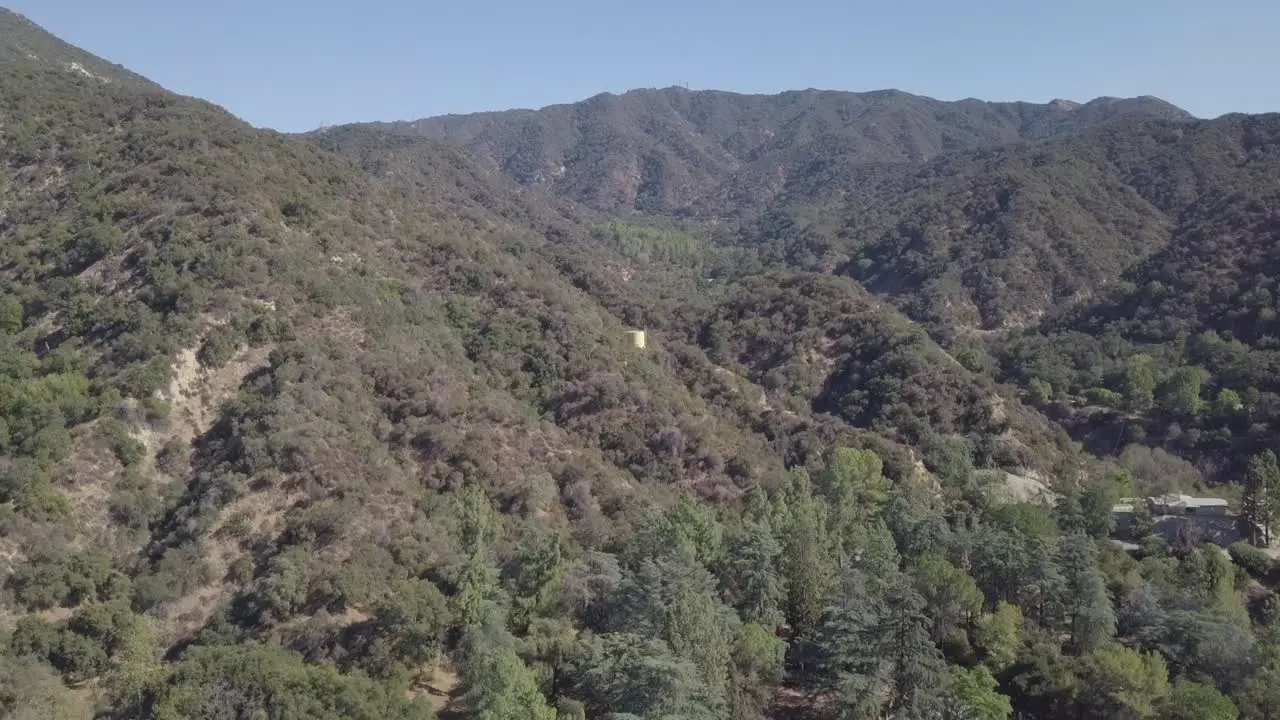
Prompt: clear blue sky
<box><xmin>9</xmin><ymin>0</ymin><xmax>1277</xmax><ymax>131</ymax></box>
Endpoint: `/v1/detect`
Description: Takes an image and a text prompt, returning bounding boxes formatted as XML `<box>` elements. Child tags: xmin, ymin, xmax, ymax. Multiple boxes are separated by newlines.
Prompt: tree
<box><xmin>947</xmin><ymin>665</ymin><xmax>1012</xmax><ymax>720</ymax></box>
<box><xmin>1029</xmin><ymin>378</ymin><xmax>1053</xmax><ymax>405</ymax></box>
<box><xmin>508</xmin><ymin>534</ymin><xmax>566</xmax><ymax>631</ymax></box>
<box><xmin>630</xmin><ymin>496</ymin><xmax>724</xmax><ymax>568</ymax></box>
<box><xmin>1079</xmin><ymin>481</ymin><xmax>1119</xmax><ymax>539</ymax></box>
<box><xmin>722</xmin><ymin>519</ymin><xmax>786</xmax><ymax>627</ymax></box>
<box><xmin>1121</xmin><ymin>354</ymin><xmax>1158</xmax><ymax>412</ymax></box>
<box><xmin>1158</xmin><ymin>365</ymin><xmax>1206</xmax><ymax>415</ymax></box>
<box><xmin>773</xmin><ymin>468</ymin><xmax>837</xmax><ymax>640</ymax></box>
<box><xmin>820</xmin><ymin>447</ymin><xmax>891</xmax><ymax>550</ymax></box>
<box><xmin>609</xmin><ymin>555</ymin><xmax>738</xmax><ymax>708</ymax></box>
<box><xmin>461</xmin><ymin>622</ymin><xmax>557</xmax><ymax>720</ymax></box>
<box><xmin>0</xmin><ymin>296</ymin><xmax>23</xmax><ymax>335</ymax></box>
<box><xmin>972</xmin><ymin>601</ymin><xmax>1024</xmax><ymax>672</ymax></box>
<box><xmin>1164</xmin><ymin>679</ymin><xmax>1237</xmax><ymax>720</ymax></box>
<box><xmin>729</xmin><ymin>623</ymin><xmax>786</xmax><ymax>720</ymax></box>
<box><xmin>1237</xmin><ymin>665</ymin><xmax>1280</xmax><ymax>720</ymax></box>
<box><xmin>0</xmin><ymin>655</ymin><xmax>91</xmax><ymax>720</ymax></box>
<box><xmin>1055</xmin><ymin>534</ymin><xmax>1116</xmax><ymax>652</ymax></box>
<box><xmin>574</xmin><ymin>633</ymin><xmax>721</xmax><ymax>720</ymax></box>
<box><xmin>453</xmin><ymin>550</ymin><xmax>503</xmax><ymax>627</ymax></box>
<box><xmin>913</xmin><ymin>553</ymin><xmax>983</xmax><ymax>643</ymax></box>
<box><xmin>1074</xmin><ymin>643</ymin><xmax>1169</xmax><ymax>719</ymax></box>
<box><xmin>1242</xmin><ymin>451</ymin><xmax>1280</xmax><ymax>546</ymax></box>
<box><xmin>142</xmin><ymin>645</ymin><xmax>432</xmax><ymax>720</ymax></box>
<box><xmin>1215</xmin><ymin>388</ymin><xmax>1244</xmax><ymax>414</ymax></box>
<box><xmin>816</xmin><ymin>567</ymin><xmax>946</xmax><ymax>719</ymax></box>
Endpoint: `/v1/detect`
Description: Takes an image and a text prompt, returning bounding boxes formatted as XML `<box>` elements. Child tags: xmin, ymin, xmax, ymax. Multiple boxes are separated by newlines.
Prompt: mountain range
<box><xmin>327</xmin><ymin>87</ymin><xmax>1193</xmax><ymax>214</ymax></box>
<box><xmin>3</xmin><ymin>7</ymin><xmax>1280</xmax><ymax>719</ymax></box>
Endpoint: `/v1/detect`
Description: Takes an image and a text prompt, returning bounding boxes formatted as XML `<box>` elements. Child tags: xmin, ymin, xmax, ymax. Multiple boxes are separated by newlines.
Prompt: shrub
<box><xmin>1083</xmin><ymin>387</ymin><xmax>1123</xmax><ymax>408</ymax></box>
<box><xmin>1229</xmin><ymin>542</ymin><xmax>1272</xmax><ymax>577</ymax></box>
<box><xmin>197</xmin><ymin>327</ymin><xmax>240</xmax><ymax>368</ymax></box>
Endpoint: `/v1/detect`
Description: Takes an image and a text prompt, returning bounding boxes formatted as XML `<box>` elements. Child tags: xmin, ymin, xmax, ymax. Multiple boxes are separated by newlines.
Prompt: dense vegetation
<box><xmin>330</xmin><ymin>88</ymin><xmax>1190</xmax><ymax>214</ymax></box>
<box><xmin>6</xmin><ymin>7</ymin><xmax>1280</xmax><ymax>719</ymax></box>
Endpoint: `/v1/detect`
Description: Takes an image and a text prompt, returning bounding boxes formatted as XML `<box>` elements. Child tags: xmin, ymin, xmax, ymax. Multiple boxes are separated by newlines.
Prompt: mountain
<box><xmin>720</xmin><ymin>110</ymin><xmax>1280</xmax><ymax>482</ymax></box>
<box><xmin>0</xmin><ymin>12</ymin><xmax>1097</xmax><ymax>719</ymax></box>
<box><xmin>732</xmin><ymin>113</ymin><xmax>1280</xmax><ymax>330</ymax></box>
<box><xmin>7</xmin><ymin>9</ymin><xmax>1280</xmax><ymax>720</ymax></box>
<box><xmin>329</xmin><ymin>87</ymin><xmax>1191</xmax><ymax>213</ymax></box>
<box><xmin>0</xmin><ymin>8</ymin><xmax>158</xmax><ymax>88</ymax></box>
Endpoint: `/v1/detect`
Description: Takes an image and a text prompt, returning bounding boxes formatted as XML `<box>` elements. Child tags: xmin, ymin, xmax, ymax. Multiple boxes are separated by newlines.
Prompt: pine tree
<box><xmin>723</xmin><ymin>519</ymin><xmax>786</xmax><ymax>627</ymax></box>
<box><xmin>772</xmin><ymin>468</ymin><xmax>837</xmax><ymax>641</ymax></box>
<box><xmin>816</xmin><ymin>567</ymin><xmax>946</xmax><ymax>719</ymax></box>
<box><xmin>461</xmin><ymin>620</ymin><xmax>558</xmax><ymax>720</ymax></box>
<box><xmin>1242</xmin><ymin>450</ymin><xmax>1280</xmax><ymax>546</ymax></box>
<box><xmin>1055</xmin><ymin>534</ymin><xmax>1116</xmax><ymax>653</ymax></box>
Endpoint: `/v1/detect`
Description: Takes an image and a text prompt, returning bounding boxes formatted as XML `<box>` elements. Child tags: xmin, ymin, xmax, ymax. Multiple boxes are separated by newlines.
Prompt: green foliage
<box><xmin>4</xmin><ymin>16</ymin><xmax>1280</xmax><ymax>720</ymax></box>
<box><xmin>948</xmin><ymin>665</ymin><xmax>1013</xmax><ymax>719</ymax></box>
<box><xmin>722</xmin><ymin>520</ymin><xmax>786</xmax><ymax>627</ymax></box>
<box><xmin>1083</xmin><ymin>387</ymin><xmax>1123</xmax><ymax>408</ymax></box>
<box><xmin>772</xmin><ymin>468</ymin><xmax>837</xmax><ymax>639</ymax></box>
<box><xmin>1242</xmin><ymin>450</ymin><xmax>1280</xmax><ymax>546</ymax></box>
<box><xmin>574</xmin><ymin>633</ymin><xmax>721</xmax><ymax>719</ymax></box>
<box><xmin>1158</xmin><ymin>365</ymin><xmax>1207</xmax><ymax>415</ymax></box>
<box><xmin>461</xmin><ymin>622</ymin><xmax>556</xmax><ymax>720</ymax></box>
<box><xmin>816</xmin><ymin>565</ymin><xmax>946</xmax><ymax>719</ymax></box>
<box><xmin>1056</xmin><ymin>534</ymin><xmax>1117</xmax><ymax>652</ymax></box>
<box><xmin>913</xmin><ymin>553</ymin><xmax>983</xmax><ymax>643</ymax></box>
<box><xmin>1229</xmin><ymin>542</ymin><xmax>1272</xmax><ymax>578</ymax></box>
<box><xmin>592</xmin><ymin>222</ymin><xmax>705</xmax><ymax>265</ymax></box>
<box><xmin>631</xmin><ymin>496</ymin><xmax>724</xmax><ymax>567</ymax></box>
<box><xmin>1165</xmin><ymin>679</ymin><xmax>1237</xmax><ymax>720</ymax></box>
<box><xmin>196</xmin><ymin>326</ymin><xmax>240</xmax><ymax>368</ymax></box>
<box><xmin>7</xmin><ymin>548</ymin><xmax>121</xmax><ymax>611</ymax></box>
<box><xmin>1122</xmin><ymin>355</ymin><xmax>1158</xmax><ymax>413</ymax></box>
<box><xmin>140</xmin><ymin>644</ymin><xmax>433</xmax><ymax>720</ymax></box>
<box><xmin>973</xmin><ymin>601</ymin><xmax>1023</xmax><ymax>672</ymax></box>
<box><xmin>1074</xmin><ymin>643</ymin><xmax>1169</xmax><ymax>719</ymax></box>
<box><xmin>1029</xmin><ymin>377</ymin><xmax>1053</xmax><ymax>404</ymax></box>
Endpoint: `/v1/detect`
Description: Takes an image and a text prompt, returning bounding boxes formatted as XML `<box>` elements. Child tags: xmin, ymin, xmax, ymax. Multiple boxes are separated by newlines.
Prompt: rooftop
<box><xmin>1151</xmin><ymin>493</ymin><xmax>1228</xmax><ymax>509</ymax></box>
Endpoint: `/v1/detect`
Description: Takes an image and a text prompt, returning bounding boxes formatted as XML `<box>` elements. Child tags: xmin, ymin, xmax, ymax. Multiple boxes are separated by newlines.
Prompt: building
<box><xmin>1112</xmin><ymin>494</ymin><xmax>1239</xmax><ymax>547</ymax></box>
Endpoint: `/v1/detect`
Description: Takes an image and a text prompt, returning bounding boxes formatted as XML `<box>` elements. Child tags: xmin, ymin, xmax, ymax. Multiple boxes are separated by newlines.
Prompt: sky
<box><xmin>9</xmin><ymin>0</ymin><xmax>1278</xmax><ymax>132</ymax></box>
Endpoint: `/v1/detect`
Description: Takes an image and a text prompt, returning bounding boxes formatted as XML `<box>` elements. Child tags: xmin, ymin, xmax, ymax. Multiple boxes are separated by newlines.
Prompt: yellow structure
<box><xmin>626</xmin><ymin>330</ymin><xmax>647</xmax><ymax>349</ymax></box>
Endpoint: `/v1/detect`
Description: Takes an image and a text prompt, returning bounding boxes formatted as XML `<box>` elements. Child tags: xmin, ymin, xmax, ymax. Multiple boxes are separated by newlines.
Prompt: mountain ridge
<box><xmin>321</xmin><ymin>86</ymin><xmax>1193</xmax><ymax>213</ymax></box>
<box><xmin>0</xmin><ymin>8</ymin><xmax>160</xmax><ymax>89</ymax></box>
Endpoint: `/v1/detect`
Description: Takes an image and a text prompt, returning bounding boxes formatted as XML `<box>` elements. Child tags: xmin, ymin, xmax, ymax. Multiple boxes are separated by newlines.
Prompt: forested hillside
<box><xmin>323</xmin><ymin>87</ymin><xmax>1190</xmax><ymax>214</ymax></box>
<box><xmin>5</xmin><ymin>7</ymin><xmax>1280</xmax><ymax>720</ymax></box>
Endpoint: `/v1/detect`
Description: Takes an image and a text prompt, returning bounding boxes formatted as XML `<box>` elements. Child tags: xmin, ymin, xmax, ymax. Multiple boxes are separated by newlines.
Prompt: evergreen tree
<box><xmin>574</xmin><ymin>633</ymin><xmax>721</xmax><ymax>719</ymax></box>
<box><xmin>723</xmin><ymin>519</ymin><xmax>786</xmax><ymax>627</ymax></box>
<box><xmin>816</xmin><ymin>566</ymin><xmax>945</xmax><ymax>719</ymax></box>
<box><xmin>609</xmin><ymin>555</ymin><xmax>738</xmax><ymax>710</ymax></box>
<box><xmin>1242</xmin><ymin>450</ymin><xmax>1280</xmax><ymax>546</ymax></box>
<box><xmin>461</xmin><ymin>621</ymin><xmax>558</xmax><ymax>720</ymax></box>
<box><xmin>1055</xmin><ymin>534</ymin><xmax>1116</xmax><ymax>653</ymax></box>
<box><xmin>773</xmin><ymin>468</ymin><xmax>837</xmax><ymax>640</ymax></box>
<box><xmin>913</xmin><ymin>553</ymin><xmax>983</xmax><ymax>643</ymax></box>
<box><xmin>820</xmin><ymin>447</ymin><xmax>891</xmax><ymax>549</ymax></box>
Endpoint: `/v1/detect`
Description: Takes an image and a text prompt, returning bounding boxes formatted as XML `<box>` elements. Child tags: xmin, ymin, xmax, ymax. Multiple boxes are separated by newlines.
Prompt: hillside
<box><xmin>707</xmin><ymin>112</ymin><xmax>1280</xmax><ymax>485</ymax></box>
<box><xmin>10</xmin><ymin>8</ymin><xmax>1280</xmax><ymax>720</ymax></box>
<box><xmin>321</xmin><ymin>87</ymin><xmax>1191</xmax><ymax>214</ymax></box>
<box><xmin>731</xmin><ymin>114</ymin><xmax>1280</xmax><ymax>332</ymax></box>
<box><xmin>0</xmin><ymin>11</ymin><xmax>1132</xmax><ymax>720</ymax></box>
<box><xmin>0</xmin><ymin>8</ymin><xmax>157</xmax><ymax>89</ymax></box>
